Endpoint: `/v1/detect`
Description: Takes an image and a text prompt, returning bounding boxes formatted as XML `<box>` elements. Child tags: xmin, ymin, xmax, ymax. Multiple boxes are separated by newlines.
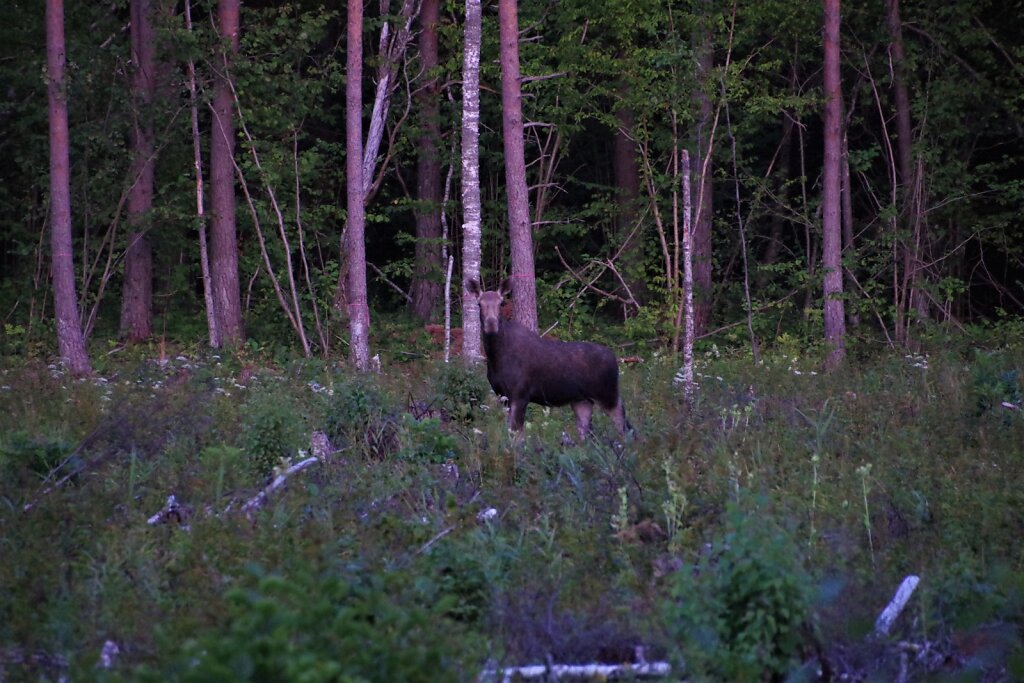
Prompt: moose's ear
<box><xmin>465</xmin><ymin>277</ymin><xmax>482</xmax><ymax>296</ymax></box>
<box><xmin>499</xmin><ymin>277</ymin><xmax>513</xmax><ymax>298</ymax></box>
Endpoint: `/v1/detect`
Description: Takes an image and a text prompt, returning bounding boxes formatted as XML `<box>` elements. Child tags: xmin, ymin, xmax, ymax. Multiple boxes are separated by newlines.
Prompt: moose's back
<box><xmin>484</xmin><ymin>319</ymin><xmax>620</xmax><ymax>410</ymax></box>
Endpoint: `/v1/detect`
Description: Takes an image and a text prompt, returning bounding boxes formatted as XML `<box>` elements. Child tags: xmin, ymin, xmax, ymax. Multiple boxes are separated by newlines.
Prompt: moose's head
<box><xmin>465</xmin><ymin>277</ymin><xmax>511</xmax><ymax>334</ymax></box>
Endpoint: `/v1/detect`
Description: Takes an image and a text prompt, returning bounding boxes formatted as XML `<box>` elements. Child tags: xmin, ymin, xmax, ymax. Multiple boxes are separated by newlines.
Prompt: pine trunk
<box><xmin>46</xmin><ymin>0</ymin><xmax>91</xmax><ymax>376</ymax></box>
<box><xmin>498</xmin><ymin>0</ymin><xmax>537</xmax><ymax>332</ymax></box>
<box><xmin>209</xmin><ymin>0</ymin><xmax>244</xmax><ymax>345</ymax></box>
<box><xmin>410</xmin><ymin>0</ymin><xmax>443</xmax><ymax>321</ymax></box>
<box><xmin>120</xmin><ymin>0</ymin><xmax>156</xmax><ymax>342</ymax></box>
<box><xmin>612</xmin><ymin>104</ymin><xmax>646</xmax><ymax>307</ymax></box>
<box><xmin>822</xmin><ymin>0</ymin><xmax>847</xmax><ymax>370</ymax></box>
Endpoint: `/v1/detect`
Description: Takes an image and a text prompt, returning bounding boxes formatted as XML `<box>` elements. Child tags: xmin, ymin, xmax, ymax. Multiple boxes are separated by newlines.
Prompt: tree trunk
<box><xmin>120</xmin><ymin>0</ymin><xmax>156</xmax><ymax>342</ymax></box>
<box><xmin>886</xmin><ymin>0</ymin><xmax>928</xmax><ymax>327</ymax></box>
<box><xmin>46</xmin><ymin>0</ymin><xmax>91</xmax><ymax>376</ymax></box>
<box><xmin>822</xmin><ymin>0</ymin><xmax>847</xmax><ymax>371</ymax></box>
<box><xmin>346</xmin><ymin>0</ymin><xmax>371</xmax><ymax>370</ymax></box>
<box><xmin>498</xmin><ymin>0</ymin><xmax>537</xmax><ymax>332</ymax></box>
<box><xmin>460</xmin><ymin>0</ymin><xmax>484</xmax><ymax>364</ymax></box>
<box><xmin>184</xmin><ymin>0</ymin><xmax>220</xmax><ymax>348</ymax></box>
<box><xmin>612</xmin><ymin>103</ymin><xmax>646</xmax><ymax>307</ymax></box>
<box><xmin>679</xmin><ymin>149</ymin><xmax>695</xmax><ymax>405</ymax></box>
<box><xmin>209</xmin><ymin>0</ymin><xmax>244</xmax><ymax>346</ymax></box>
<box><xmin>841</xmin><ymin>129</ymin><xmax>860</xmax><ymax>327</ymax></box>
<box><xmin>362</xmin><ymin>0</ymin><xmax>419</xmax><ymax>202</ymax></box>
<box><xmin>410</xmin><ymin>0</ymin><xmax>443</xmax><ymax>321</ymax></box>
<box><xmin>692</xmin><ymin>33</ymin><xmax>714</xmax><ymax>338</ymax></box>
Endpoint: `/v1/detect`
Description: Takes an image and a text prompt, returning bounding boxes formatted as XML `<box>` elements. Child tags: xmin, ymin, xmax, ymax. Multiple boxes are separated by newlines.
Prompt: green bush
<box><xmin>239</xmin><ymin>384</ymin><xmax>306</xmax><ymax>478</ymax></box>
<box><xmin>968</xmin><ymin>350</ymin><xmax>1022</xmax><ymax>416</ymax></box>
<box><xmin>664</xmin><ymin>499</ymin><xmax>814</xmax><ymax>682</ymax></box>
<box><xmin>430</xmin><ymin>363</ymin><xmax>489</xmax><ymax>424</ymax></box>
<box><xmin>0</xmin><ymin>430</ymin><xmax>77</xmax><ymax>488</ymax></box>
<box><xmin>324</xmin><ymin>377</ymin><xmax>399</xmax><ymax>459</ymax></box>
<box><xmin>135</xmin><ymin>565</ymin><xmax>474</xmax><ymax>683</ymax></box>
<box><xmin>399</xmin><ymin>416</ymin><xmax>460</xmax><ymax>464</ymax></box>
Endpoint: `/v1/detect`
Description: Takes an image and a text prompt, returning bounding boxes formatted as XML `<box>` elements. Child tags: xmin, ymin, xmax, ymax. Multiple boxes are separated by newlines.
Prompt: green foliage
<box><xmin>138</xmin><ymin>565</ymin><xmax>473</xmax><ymax>683</ymax></box>
<box><xmin>664</xmin><ymin>499</ymin><xmax>814</xmax><ymax>682</ymax></box>
<box><xmin>323</xmin><ymin>377</ymin><xmax>399</xmax><ymax>459</ymax></box>
<box><xmin>968</xmin><ymin>350</ymin><xmax>1022</xmax><ymax>416</ymax></box>
<box><xmin>239</xmin><ymin>383</ymin><xmax>307</xmax><ymax>478</ymax></box>
<box><xmin>429</xmin><ymin>362</ymin><xmax>489</xmax><ymax>424</ymax></box>
<box><xmin>0</xmin><ymin>430</ymin><xmax>76</xmax><ymax>488</ymax></box>
<box><xmin>398</xmin><ymin>416</ymin><xmax>460</xmax><ymax>464</ymax></box>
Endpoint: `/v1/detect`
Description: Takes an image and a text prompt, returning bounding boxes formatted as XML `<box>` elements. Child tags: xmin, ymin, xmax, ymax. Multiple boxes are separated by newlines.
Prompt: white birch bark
<box><xmin>460</xmin><ymin>0</ymin><xmax>484</xmax><ymax>364</ymax></box>
<box><xmin>680</xmin><ymin>149</ymin><xmax>695</xmax><ymax>405</ymax></box>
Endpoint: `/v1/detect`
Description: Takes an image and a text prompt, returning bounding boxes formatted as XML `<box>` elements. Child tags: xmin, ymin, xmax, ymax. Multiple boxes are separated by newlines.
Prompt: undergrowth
<box><xmin>0</xmin><ymin>337</ymin><xmax>1022</xmax><ymax>681</ymax></box>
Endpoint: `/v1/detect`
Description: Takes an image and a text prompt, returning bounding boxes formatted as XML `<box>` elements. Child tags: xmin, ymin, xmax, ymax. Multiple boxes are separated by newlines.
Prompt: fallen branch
<box><xmin>480</xmin><ymin>660</ymin><xmax>671</xmax><ymax>681</ymax></box>
<box><xmin>874</xmin><ymin>574</ymin><xmax>920</xmax><ymax>638</ymax></box>
<box><xmin>241</xmin><ymin>456</ymin><xmax>319</xmax><ymax>519</ymax></box>
<box><xmin>147</xmin><ymin>494</ymin><xmax>192</xmax><ymax>528</ymax></box>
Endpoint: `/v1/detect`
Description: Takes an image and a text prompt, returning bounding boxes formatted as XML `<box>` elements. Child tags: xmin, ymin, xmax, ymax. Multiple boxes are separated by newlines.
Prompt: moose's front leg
<box><xmin>507</xmin><ymin>397</ymin><xmax>528</xmax><ymax>433</ymax></box>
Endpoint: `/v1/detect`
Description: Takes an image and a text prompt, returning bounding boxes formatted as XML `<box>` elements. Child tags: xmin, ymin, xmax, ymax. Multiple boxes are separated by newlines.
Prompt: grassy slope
<box><xmin>0</xmin><ymin>335</ymin><xmax>1022</xmax><ymax>681</ymax></box>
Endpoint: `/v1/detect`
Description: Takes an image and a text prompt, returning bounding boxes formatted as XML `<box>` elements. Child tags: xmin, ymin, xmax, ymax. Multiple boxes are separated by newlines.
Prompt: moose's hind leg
<box><xmin>603</xmin><ymin>396</ymin><xmax>631</xmax><ymax>436</ymax></box>
<box><xmin>572</xmin><ymin>400</ymin><xmax>594</xmax><ymax>440</ymax></box>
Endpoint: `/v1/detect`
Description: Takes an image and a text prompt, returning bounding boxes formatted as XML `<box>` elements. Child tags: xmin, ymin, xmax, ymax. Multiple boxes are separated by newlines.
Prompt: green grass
<box><xmin>1</xmin><ymin>337</ymin><xmax>1022</xmax><ymax>681</ymax></box>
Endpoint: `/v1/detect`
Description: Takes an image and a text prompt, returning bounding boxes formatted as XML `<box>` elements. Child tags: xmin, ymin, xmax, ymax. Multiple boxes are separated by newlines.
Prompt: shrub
<box><xmin>664</xmin><ymin>499</ymin><xmax>814</xmax><ymax>682</ymax></box>
<box><xmin>430</xmin><ymin>363</ymin><xmax>489</xmax><ymax>424</ymax></box>
<box><xmin>398</xmin><ymin>416</ymin><xmax>460</xmax><ymax>464</ymax></box>
<box><xmin>239</xmin><ymin>384</ymin><xmax>306</xmax><ymax>478</ymax></box>
<box><xmin>968</xmin><ymin>350</ymin><xmax>1022</xmax><ymax>417</ymax></box>
<box><xmin>136</xmin><ymin>565</ymin><xmax>475</xmax><ymax>683</ymax></box>
<box><xmin>0</xmin><ymin>430</ymin><xmax>77</xmax><ymax>489</ymax></box>
<box><xmin>324</xmin><ymin>377</ymin><xmax>399</xmax><ymax>459</ymax></box>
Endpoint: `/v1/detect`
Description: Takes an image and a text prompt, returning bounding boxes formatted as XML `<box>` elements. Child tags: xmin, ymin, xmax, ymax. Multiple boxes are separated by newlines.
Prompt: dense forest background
<box><xmin>2</xmin><ymin>0</ymin><xmax>1023</xmax><ymax>362</ymax></box>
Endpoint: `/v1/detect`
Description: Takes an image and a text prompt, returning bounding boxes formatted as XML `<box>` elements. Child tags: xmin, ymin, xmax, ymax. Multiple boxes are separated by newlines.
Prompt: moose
<box><xmin>466</xmin><ymin>277</ymin><xmax>632</xmax><ymax>440</ymax></box>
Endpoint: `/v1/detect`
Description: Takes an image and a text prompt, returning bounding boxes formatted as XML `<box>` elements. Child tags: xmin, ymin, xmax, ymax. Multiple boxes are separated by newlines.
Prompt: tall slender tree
<box><xmin>692</xmin><ymin>33</ymin><xmax>714</xmax><ymax>338</ymax></box>
<box><xmin>209</xmin><ymin>0</ymin><xmax>244</xmax><ymax>345</ymax></box>
<box><xmin>346</xmin><ymin>0</ymin><xmax>371</xmax><ymax>370</ymax></box>
<box><xmin>410</xmin><ymin>0</ymin><xmax>443</xmax><ymax>321</ymax></box>
<box><xmin>498</xmin><ymin>0</ymin><xmax>537</xmax><ymax>332</ymax></box>
<box><xmin>120</xmin><ymin>0</ymin><xmax>156</xmax><ymax>342</ymax></box>
<box><xmin>612</xmin><ymin>103</ymin><xmax>646</xmax><ymax>306</ymax></box>
<box><xmin>460</xmin><ymin>0</ymin><xmax>484</xmax><ymax>364</ymax></box>
<box><xmin>822</xmin><ymin>0</ymin><xmax>847</xmax><ymax>370</ymax></box>
<box><xmin>886</xmin><ymin>0</ymin><xmax>928</xmax><ymax>331</ymax></box>
<box><xmin>46</xmin><ymin>0</ymin><xmax>91</xmax><ymax>376</ymax></box>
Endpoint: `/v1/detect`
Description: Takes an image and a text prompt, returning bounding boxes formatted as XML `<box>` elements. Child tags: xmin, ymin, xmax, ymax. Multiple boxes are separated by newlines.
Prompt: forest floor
<box><xmin>1</xmin><ymin>329</ymin><xmax>1022</xmax><ymax>681</ymax></box>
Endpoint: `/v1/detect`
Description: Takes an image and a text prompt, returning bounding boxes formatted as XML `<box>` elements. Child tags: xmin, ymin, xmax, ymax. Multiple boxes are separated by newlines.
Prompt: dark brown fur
<box><xmin>466</xmin><ymin>278</ymin><xmax>631</xmax><ymax>439</ymax></box>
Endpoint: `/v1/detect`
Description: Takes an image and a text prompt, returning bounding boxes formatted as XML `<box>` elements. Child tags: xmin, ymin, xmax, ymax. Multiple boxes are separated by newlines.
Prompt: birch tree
<box><xmin>346</xmin><ymin>0</ymin><xmax>371</xmax><ymax>370</ymax></box>
<box><xmin>460</xmin><ymin>0</ymin><xmax>484</xmax><ymax>364</ymax></box>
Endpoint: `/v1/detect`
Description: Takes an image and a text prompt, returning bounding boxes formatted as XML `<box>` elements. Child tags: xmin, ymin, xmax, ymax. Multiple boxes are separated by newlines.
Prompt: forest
<box><xmin>1</xmin><ymin>0</ymin><xmax>1023</xmax><ymax>680</ymax></box>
